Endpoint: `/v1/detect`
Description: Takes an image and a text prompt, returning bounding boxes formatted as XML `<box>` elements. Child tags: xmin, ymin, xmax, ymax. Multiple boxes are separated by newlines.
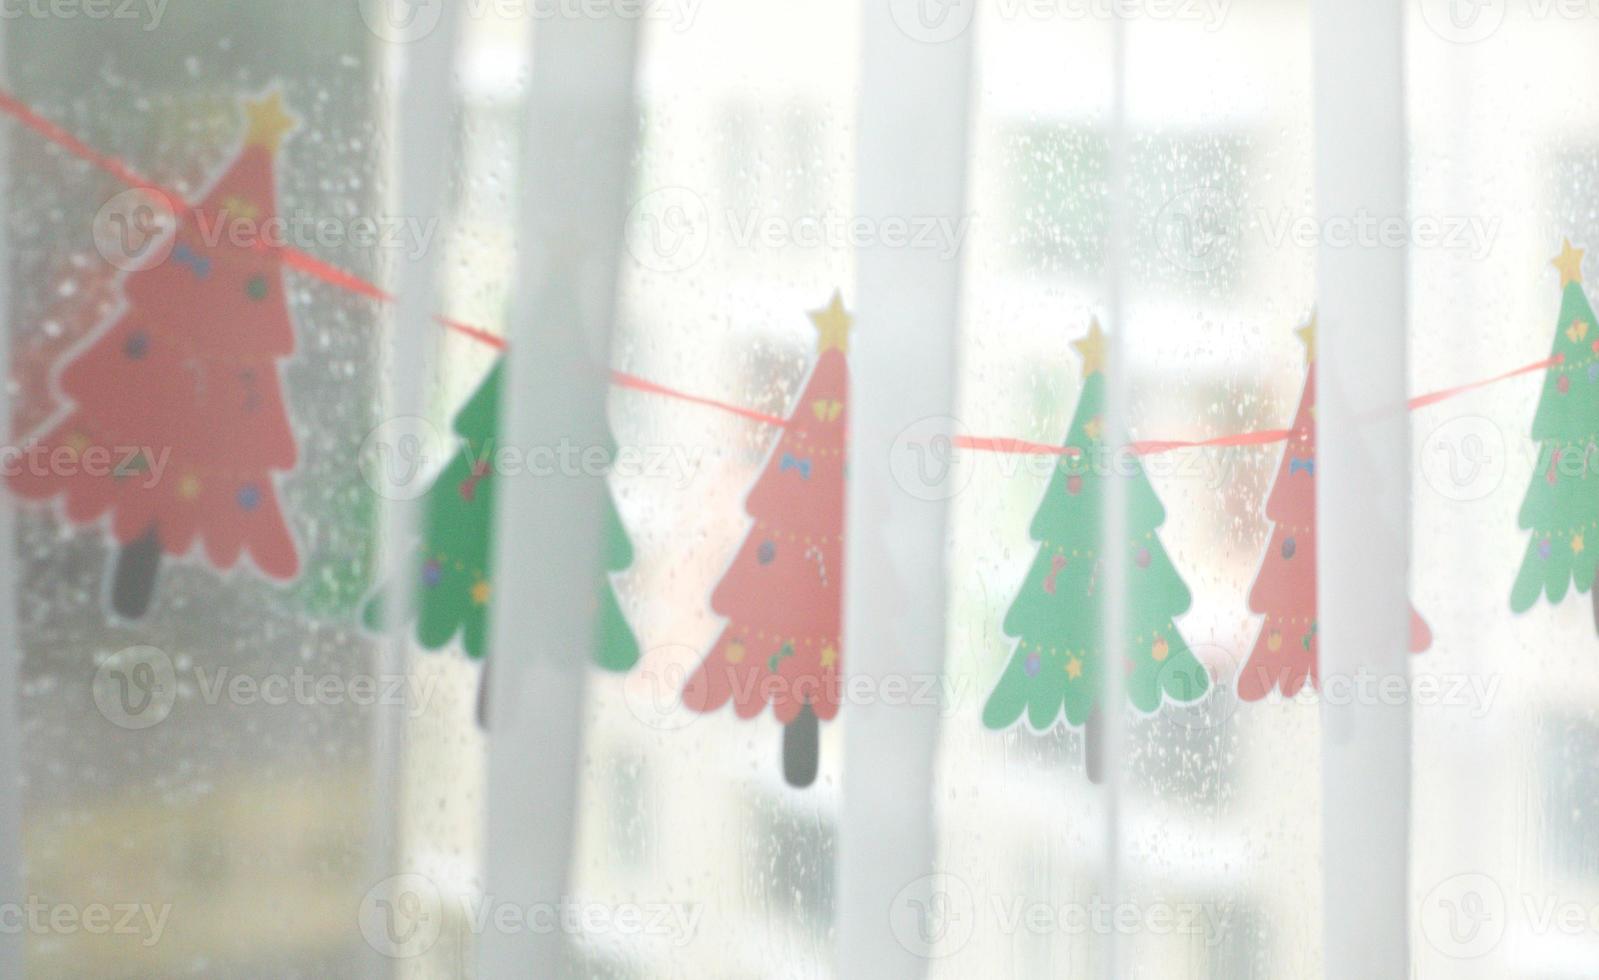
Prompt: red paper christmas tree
<box><xmin>1237</xmin><ymin>319</ymin><xmax>1431</xmax><ymax>701</ymax></box>
<box><xmin>682</xmin><ymin>293</ymin><xmax>849</xmax><ymax>787</ymax></box>
<box><xmin>12</xmin><ymin>93</ymin><xmax>301</xmax><ymax>618</ymax></box>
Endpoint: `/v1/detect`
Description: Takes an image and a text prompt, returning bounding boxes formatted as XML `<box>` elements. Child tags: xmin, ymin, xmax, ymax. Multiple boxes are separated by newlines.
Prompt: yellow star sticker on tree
<box><xmin>1065</xmin><ymin>656</ymin><xmax>1083</xmax><ymax>680</ymax></box>
<box><xmin>810</xmin><ymin>290</ymin><xmax>852</xmax><ymax>354</ymax></box>
<box><xmin>1083</xmin><ymin>416</ymin><xmax>1104</xmax><ymax>442</ymax></box>
<box><xmin>178</xmin><ymin>474</ymin><xmax>202</xmax><ymax>500</ymax></box>
<box><xmin>820</xmin><ymin>644</ymin><xmax>838</xmax><ymax>669</ymax></box>
<box><xmin>221</xmin><ymin>195</ymin><xmax>261</xmax><ymax>221</ymax></box>
<box><xmin>1296</xmin><ymin>314</ymin><xmax>1317</xmax><ymax>364</ymax></box>
<box><xmin>1072</xmin><ymin>319</ymin><xmax>1107</xmax><ymax>378</ymax></box>
<box><xmin>244</xmin><ymin>92</ymin><xmax>296</xmax><ymax>153</ymax></box>
<box><xmin>471</xmin><ymin>580</ymin><xmax>492</xmax><ymax>606</ymax></box>
<box><xmin>1573</xmin><ymin>533</ymin><xmax>1585</xmax><ymax>555</ymax></box>
<box><xmin>1568</xmin><ymin>319</ymin><xmax>1590</xmax><ymax>344</ymax></box>
<box><xmin>1554</xmin><ymin>239</ymin><xmax>1585</xmax><ymax>288</ymax></box>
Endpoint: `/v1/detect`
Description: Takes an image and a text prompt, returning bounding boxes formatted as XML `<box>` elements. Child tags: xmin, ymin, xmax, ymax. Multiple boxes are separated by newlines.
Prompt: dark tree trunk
<box><xmin>1084</xmin><ymin>707</ymin><xmax>1104</xmax><ymax>785</ymax></box>
<box><xmin>476</xmin><ymin>658</ymin><xmax>491</xmax><ymax>730</ymax></box>
<box><xmin>111</xmin><ymin>525</ymin><xmax>162</xmax><ymax>620</ymax></box>
<box><xmin>783</xmin><ymin>701</ymin><xmax>820</xmax><ymax>788</ymax></box>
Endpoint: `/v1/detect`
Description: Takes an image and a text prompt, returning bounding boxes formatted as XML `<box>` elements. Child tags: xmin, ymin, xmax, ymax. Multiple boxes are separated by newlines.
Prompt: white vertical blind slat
<box><xmin>1100</xmin><ymin>15</ymin><xmax>1131</xmax><ymax>980</ymax></box>
<box><xmin>1312</xmin><ymin>1</ymin><xmax>1413</xmax><ymax>976</ymax></box>
<box><xmin>836</xmin><ymin>5</ymin><xmax>974</xmax><ymax>978</ymax></box>
<box><xmin>0</xmin><ymin>19</ymin><xmax>22</xmax><ymax>979</ymax></box>
<box><xmin>371</xmin><ymin>8</ymin><xmax>460</xmax><ymax>930</ymax></box>
<box><xmin>479</xmin><ymin>12</ymin><xmax>641</xmax><ymax>979</ymax></box>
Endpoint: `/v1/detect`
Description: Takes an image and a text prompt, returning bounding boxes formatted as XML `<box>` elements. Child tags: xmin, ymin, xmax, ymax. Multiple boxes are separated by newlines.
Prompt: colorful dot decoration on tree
<box><xmin>236</xmin><ymin>484</ymin><xmax>261</xmax><ymax>511</ymax></box>
<box><xmin>1135</xmin><ymin>546</ymin><xmax>1151</xmax><ymax>569</ymax></box>
<box><xmin>246</xmin><ymin>276</ymin><xmax>269</xmax><ymax>301</ymax></box>
<box><xmin>758</xmin><ymin>540</ymin><xmax>776</xmax><ymax>565</ymax></box>
<box><xmin>1282</xmin><ymin>537</ymin><xmax>1296</xmax><ymax>560</ymax></box>
<box><xmin>422</xmin><ymin>558</ymin><xmax>442</xmax><ymax>588</ymax></box>
<box><xmin>768</xmin><ymin>642</ymin><xmax>796</xmax><ymax>674</ymax></box>
<box><xmin>123</xmin><ymin>332</ymin><xmax>149</xmax><ymax>360</ymax></box>
<box><xmin>115</xmin><ymin>449</ymin><xmax>148</xmax><ymax>479</ymax></box>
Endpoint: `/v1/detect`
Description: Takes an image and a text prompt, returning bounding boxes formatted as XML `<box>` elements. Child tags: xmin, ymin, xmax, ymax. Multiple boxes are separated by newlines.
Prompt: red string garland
<box><xmin>0</xmin><ymin>87</ymin><xmax>1555</xmax><ymax>454</ymax></box>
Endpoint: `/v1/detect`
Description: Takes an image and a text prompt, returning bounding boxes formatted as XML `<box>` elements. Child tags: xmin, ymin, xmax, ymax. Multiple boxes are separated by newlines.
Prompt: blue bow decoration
<box><xmin>781</xmin><ymin>454</ymin><xmax>812</xmax><ymax>479</ymax></box>
<box><xmin>1290</xmin><ymin>457</ymin><xmax>1315</xmax><ymax>476</ymax></box>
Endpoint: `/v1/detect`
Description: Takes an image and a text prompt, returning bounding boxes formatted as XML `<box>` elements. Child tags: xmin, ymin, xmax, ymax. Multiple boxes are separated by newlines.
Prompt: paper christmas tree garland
<box><xmin>1511</xmin><ymin>240</ymin><xmax>1599</xmax><ymax>629</ymax></box>
<box><xmin>981</xmin><ymin>322</ymin><xmax>1209</xmax><ymax>781</ymax></box>
<box><xmin>1237</xmin><ymin>319</ymin><xmax>1431</xmax><ymax>701</ymax></box>
<box><xmin>681</xmin><ymin>293</ymin><xmax>850</xmax><ymax>788</ymax></box>
<box><xmin>11</xmin><ymin>93</ymin><xmax>302</xmax><ymax>618</ymax></box>
<box><xmin>364</xmin><ymin>357</ymin><xmax>640</xmax><ymax>722</ymax></box>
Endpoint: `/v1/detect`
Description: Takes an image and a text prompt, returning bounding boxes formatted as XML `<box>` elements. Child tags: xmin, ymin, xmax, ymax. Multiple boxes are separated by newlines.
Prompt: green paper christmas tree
<box><xmin>1511</xmin><ymin>239</ymin><xmax>1599</xmax><ymax>628</ymax></box>
<box><xmin>981</xmin><ymin>321</ymin><xmax>1209</xmax><ymax>780</ymax></box>
<box><xmin>364</xmin><ymin>359</ymin><xmax>640</xmax><ymax>671</ymax></box>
